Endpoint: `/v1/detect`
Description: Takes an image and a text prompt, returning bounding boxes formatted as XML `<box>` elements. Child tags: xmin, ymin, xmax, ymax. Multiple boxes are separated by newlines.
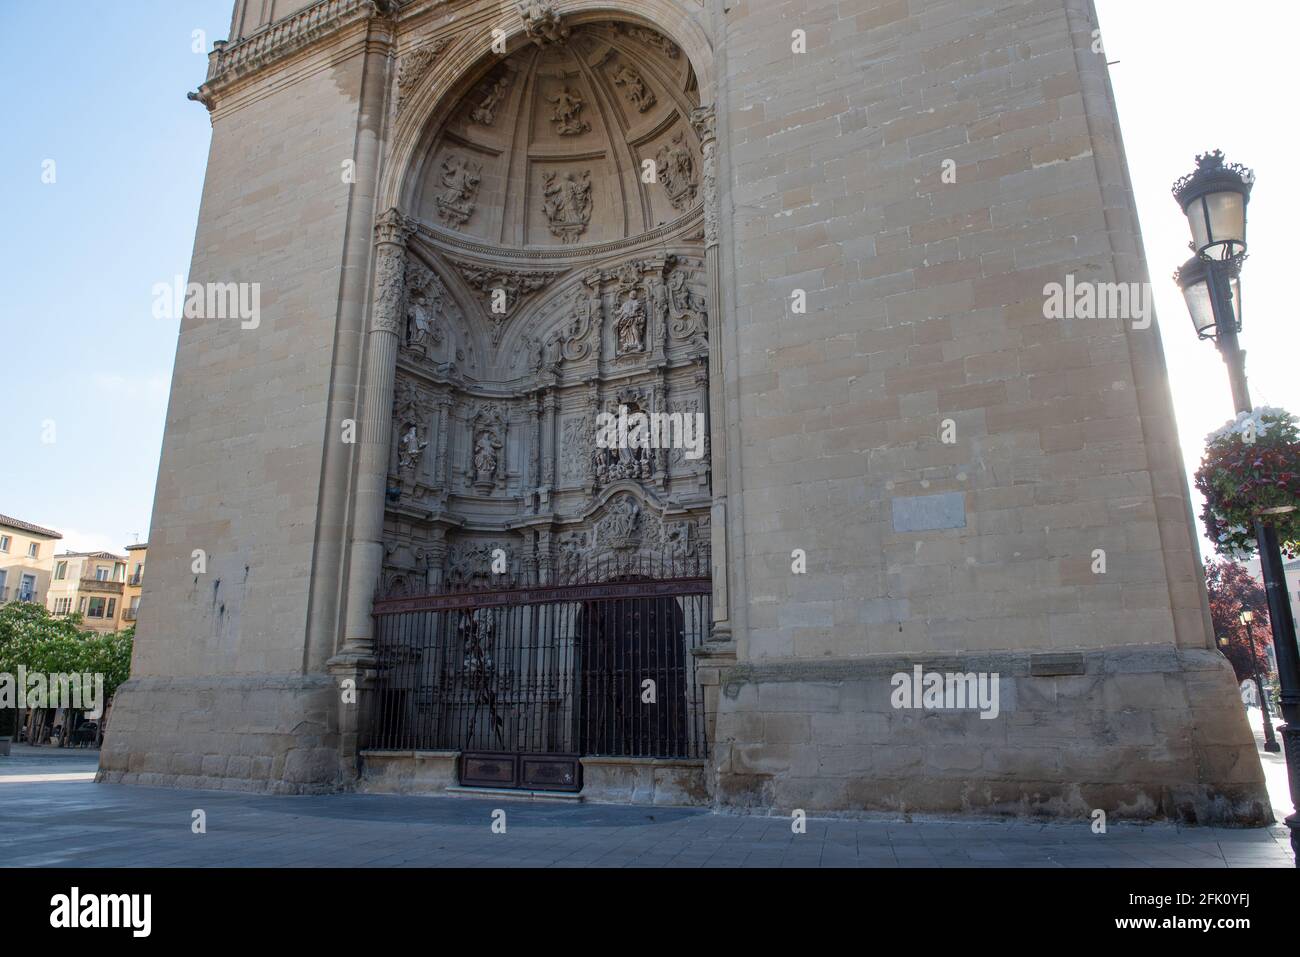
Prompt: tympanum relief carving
<box><xmin>470</xmin><ymin>74</ymin><xmax>511</xmax><ymax>126</ymax></box>
<box><xmin>548</xmin><ymin>85</ymin><xmax>590</xmax><ymax>135</ymax></box>
<box><xmin>542</xmin><ymin>170</ymin><xmax>593</xmax><ymax>244</ymax></box>
<box><xmin>436</xmin><ymin>154</ymin><xmax>482</xmax><ymax>228</ymax></box>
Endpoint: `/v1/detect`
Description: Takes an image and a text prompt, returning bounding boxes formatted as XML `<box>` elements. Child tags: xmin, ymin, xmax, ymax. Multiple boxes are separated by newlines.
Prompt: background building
<box><xmin>122</xmin><ymin>543</ymin><xmax>148</xmax><ymax>628</ymax></box>
<box><xmin>102</xmin><ymin>0</ymin><xmax>1268</xmax><ymax>823</ymax></box>
<box><xmin>47</xmin><ymin>552</ymin><xmax>129</xmax><ymax>634</ymax></box>
<box><xmin>0</xmin><ymin>514</ymin><xmax>61</xmax><ymax>607</ymax></box>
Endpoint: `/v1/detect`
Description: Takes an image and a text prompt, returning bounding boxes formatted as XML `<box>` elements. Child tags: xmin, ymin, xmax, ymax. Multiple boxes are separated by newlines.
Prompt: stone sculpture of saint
<box><xmin>473</xmin><ymin>430</ymin><xmax>501</xmax><ymax>484</ymax></box>
<box><xmin>616</xmin><ymin>289</ymin><xmax>647</xmax><ymax>355</ymax></box>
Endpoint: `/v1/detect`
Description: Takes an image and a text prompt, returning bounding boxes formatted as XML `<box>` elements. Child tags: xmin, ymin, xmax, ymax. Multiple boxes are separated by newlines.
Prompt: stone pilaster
<box><xmin>338</xmin><ymin>207</ymin><xmax>414</xmax><ymax>658</ymax></box>
<box><xmin>691</xmin><ymin>103</ymin><xmax>730</xmax><ymax>634</ymax></box>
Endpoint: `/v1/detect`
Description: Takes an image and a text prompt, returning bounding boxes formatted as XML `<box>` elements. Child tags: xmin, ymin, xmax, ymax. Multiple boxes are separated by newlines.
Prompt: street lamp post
<box><xmin>1174</xmin><ymin>151</ymin><xmax>1300</xmax><ymax>861</ymax></box>
<box><xmin>1241</xmin><ymin>610</ymin><xmax>1280</xmax><ymax>752</ymax></box>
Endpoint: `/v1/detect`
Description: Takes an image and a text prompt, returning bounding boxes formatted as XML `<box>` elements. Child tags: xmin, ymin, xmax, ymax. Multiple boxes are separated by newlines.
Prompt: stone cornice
<box><xmin>189</xmin><ymin>0</ymin><xmax>401</xmax><ymax>109</ymax></box>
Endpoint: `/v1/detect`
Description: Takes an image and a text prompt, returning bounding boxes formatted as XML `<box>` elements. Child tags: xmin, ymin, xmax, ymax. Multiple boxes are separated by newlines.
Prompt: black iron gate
<box><xmin>370</xmin><ymin>550</ymin><xmax>711</xmax><ymax>791</ymax></box>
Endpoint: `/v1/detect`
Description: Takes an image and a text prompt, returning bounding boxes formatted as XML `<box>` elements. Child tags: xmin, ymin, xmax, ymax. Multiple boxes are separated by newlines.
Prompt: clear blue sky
<box><xmin>0</xmin><ymin>1</ymin><xmax>1295</xmax><ymax>560</ymax></box>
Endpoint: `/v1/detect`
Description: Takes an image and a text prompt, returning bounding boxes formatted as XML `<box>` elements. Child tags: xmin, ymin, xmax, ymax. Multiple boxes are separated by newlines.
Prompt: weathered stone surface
<box><xmin>99</xmin><ymin>0</ymin><xmax>1269</xmax><ymax>825</ymax></box>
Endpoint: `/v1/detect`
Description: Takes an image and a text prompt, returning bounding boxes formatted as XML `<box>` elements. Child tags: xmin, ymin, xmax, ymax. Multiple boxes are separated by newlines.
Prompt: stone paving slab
<box><xmin>0</xmin><ymin>772</ymin><xmax>1292</xmax><ymax>867</ymax></box>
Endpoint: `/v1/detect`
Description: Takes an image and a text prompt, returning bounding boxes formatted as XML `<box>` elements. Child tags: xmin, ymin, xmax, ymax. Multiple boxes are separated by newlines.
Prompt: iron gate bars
<box><xmin>370</xmin><ymin>549</ymin><xmax>712</xmax><ymax>761</ymax></box>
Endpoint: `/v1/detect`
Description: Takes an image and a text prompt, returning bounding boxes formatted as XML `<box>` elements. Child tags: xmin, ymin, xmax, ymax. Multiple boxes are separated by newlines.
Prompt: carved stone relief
<box><xmin>470</xmin><ymin>74</ymin><xmax>511</xmax><ymax>126</ymax></box>
<box><xmin>542</xmin><ymin>170</ymin><xmax>593</xmax><ymax>244</ymax></box>
<box><xmin>547</xmin><ymin>85</ymin><xmax>590</xmax><ymax>135</ymax></box>
<box><xmin>613</xmin><ymin>64</ymin><xmax>655</xmax><ymax>113</ymax></box>
<box><xmin>435</xmin><ymin>154</ymin><xmax>483</xmax><ymax>228</ymax></box>
<box><xmin>468</xmin><ymin>403</ymin><xmax>507</xmax><ymax>491</ymax></box>
<box><xmin>518</xmin><ymin>0</ymin><xmax>570</xmax><ymax>48</ymax></box>
<box><xmin>614</xmin><ymin>23</ymin><xmax>680</xmax><ymax>59</ymax></box>
<box><xmin>451</xmin><ymin>262</ymin><xmax>563</xmax><ymax>345</ymax></box>
<box><xmin>397</xmin><ymin>36</ymin><xmax>456</xmax><ymax>111</ymax></box>
<box><xmin>656</xmin><ymin>131</ymin><xmax>698</xmax><ymax>211</ymax></box>
<box><xmin>445</xmin><ymin>540</ymin><xmax>514</xmax><ymax>587</ymax></box>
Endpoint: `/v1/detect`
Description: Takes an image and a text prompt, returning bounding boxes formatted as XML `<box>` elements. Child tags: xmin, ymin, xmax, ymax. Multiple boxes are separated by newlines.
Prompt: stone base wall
<box><xmin>97</xmin><ymin>675</ymin><xmax>341</xmax><ymax>794</ymax></box>
<box><xmin>713</xmin><ymin>646</ymin><xmax>1272</xmax><ymax>825</ymax></box>
<box><xmin>357</xmin><ymin>750</ymin><xmax>459</xmax><ymax>794</ymax></box>
<box><xmin>580</xmin><ymin>757</ymin><xmax>710</xmax><ymax>806</ymax></box>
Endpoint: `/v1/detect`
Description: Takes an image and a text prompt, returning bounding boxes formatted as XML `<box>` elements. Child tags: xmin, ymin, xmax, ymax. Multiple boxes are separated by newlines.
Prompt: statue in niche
<box><xmin>547</xmin><ymin>85</ymin><xmax>590</xmax><ymax>135</ymax></box>
<box><xmin>613</xmin><ymin>64</ymin><xmax>655</xmax><ymax>113</ymax></box>
<box><xmin>398</xmin><ymin>423</ymin><xmax>429</xmax><ymax>474</ymax></box>
<box><xmin>615</xmin><ymin>288</ymin><xmax>647</xmax><ymax>355</ymax></box>
<box><xmin>405</xmin><ymin>287</ymin><xmax>443</xmax><ymax>356</ymax></box>
<box><xmin>471</xmin><ymin>76</ymin><xmax>510</xmax><ymax>125</ymax></box>
<box><xmin>542</xmin><ymin>170</ymin><xmax>592</xmax><ymax>243</ymax></box>
<box><xmin>656</xmin><ymin>131</ymin><xmax>697</xmax><ymax>211</ymax></box>
<box><xmin>472</xmin><ymin>429</ymin><xmax>503</xmax><ymax>488</ymax></box>
<box><xmin>436</xmin><ymin>154</ymin><xmax>482</xmax><ymax>228</ymax></box>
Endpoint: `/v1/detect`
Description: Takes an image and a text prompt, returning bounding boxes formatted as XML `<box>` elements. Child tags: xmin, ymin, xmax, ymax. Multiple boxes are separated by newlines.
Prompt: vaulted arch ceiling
<box><xmin>410</xmin><ymin>21</ymin><xmax>702</xmax><ymax>250</ymax></box>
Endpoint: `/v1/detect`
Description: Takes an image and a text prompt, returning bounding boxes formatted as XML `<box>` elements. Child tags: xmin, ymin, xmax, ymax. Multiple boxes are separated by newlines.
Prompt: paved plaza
<box><xmin>0</xmin><ymin>745</ymin><xmax>1292</xmax><ymax>868</ymax></box>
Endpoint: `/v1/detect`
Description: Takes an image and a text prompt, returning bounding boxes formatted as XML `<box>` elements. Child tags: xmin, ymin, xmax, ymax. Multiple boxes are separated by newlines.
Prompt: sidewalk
<box><xmin>0</xmin><ymin>764</ymin><xmax>1291</xmax><ymax>868</ymax></box>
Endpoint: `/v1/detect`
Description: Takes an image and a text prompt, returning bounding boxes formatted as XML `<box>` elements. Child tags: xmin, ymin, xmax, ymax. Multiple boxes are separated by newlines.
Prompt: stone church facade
<box><xmin>101</xmin><ymin>0</ymin><xmax>1270</xmax><ymax>823</ymax></box>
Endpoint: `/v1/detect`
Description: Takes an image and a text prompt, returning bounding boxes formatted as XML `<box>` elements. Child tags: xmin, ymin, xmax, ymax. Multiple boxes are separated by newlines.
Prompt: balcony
<box><xmin>128</xmin><ymin>573</ymin><xmax>143</xmax><ymax>586</ymax></box>
<box><xmin>80</xmin><ymin>577</ymin><xmax>124</xmax><ymax>595</ymax></box>
<box><xmin>0</xmin><ymin>587</ymin><xmax>40</xmax><ymax>605</ymax></box>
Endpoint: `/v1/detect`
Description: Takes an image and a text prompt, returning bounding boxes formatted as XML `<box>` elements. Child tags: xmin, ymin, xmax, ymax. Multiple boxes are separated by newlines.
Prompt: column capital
<box><xmin>689</xmin><ymin>104</ymin><xmax>716</xmax><ymax>146</ymax></box>
<box><xmin>374</xmin><ymin>207</ymin><xmax>417</xmax><ymax>248</ymax></box>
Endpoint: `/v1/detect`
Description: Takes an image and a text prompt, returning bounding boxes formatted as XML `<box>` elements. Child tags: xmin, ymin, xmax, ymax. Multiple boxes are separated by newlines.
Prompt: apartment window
<box><xmin>18</xmin><ymin>575</ymin><xmax>36</xmax><ymax>602</ymax></box>
<box><xmin>95</xmin><ymin>566</ymin><xmax>109</xmax><ymax>581</ymax></box>
<box><xmin>54</xmin><ymin>597</ymin><xmax>72</xmax><ymax>615</ymax></box>
<box><xmin>0</xmin><ymin>535</ymin><xmax>9</xmax><ymax>553</ymax></box>
<box><xmin>27</xmin><ymin>542</ymin><xmax>39</xmax><ymax>559</ymax></box>
<box><xmin>114</xmin><ymin>563</ymin><xmax>126</xmax><ymax>582</ymax></box>
<box><xmin>54</xmin><ymin>561</ymin><xmax>67</xmax><ymax>580</ymax></box>
<box><xmin>87</xmin><ymin>597</ymin><xmax>107</xmax><ymax>618</ymax></box>
<box><xmin>106</xmin><ymin>598</ymin><xmax>117</xmax><ymax>619</ymax></box>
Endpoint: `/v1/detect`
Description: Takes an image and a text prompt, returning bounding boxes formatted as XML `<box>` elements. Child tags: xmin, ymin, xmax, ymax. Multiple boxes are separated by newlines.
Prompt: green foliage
<box><xmin>0</xmin><ymin>602</ymin><xmax>134</xmax><ymax>700</ymax></box>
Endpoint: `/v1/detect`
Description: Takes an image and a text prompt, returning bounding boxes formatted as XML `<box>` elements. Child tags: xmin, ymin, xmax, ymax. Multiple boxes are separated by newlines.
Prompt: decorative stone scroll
<box><xmin>397</xmin><ymin>35</ymin><xmax>456</xmax><ymax>112</ymax></box>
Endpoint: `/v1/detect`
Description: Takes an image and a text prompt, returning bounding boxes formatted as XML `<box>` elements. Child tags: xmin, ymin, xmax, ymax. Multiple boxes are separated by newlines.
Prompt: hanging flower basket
<box><xmin>1194</xmin><ymin>407</ymin><xmax>1300</xmax><ymax>559</ymax></box>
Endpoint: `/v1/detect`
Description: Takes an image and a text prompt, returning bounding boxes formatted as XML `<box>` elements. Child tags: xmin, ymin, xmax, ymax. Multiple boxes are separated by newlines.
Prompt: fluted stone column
<box><xmin>338</xmin><ymin>208</ymin><xmax>414</xmax><ymax>659</ymax></box>
<box><xmin>691</xmin><ymin>104</ymin><xmax>730</xmax><ymax>634</ymax></box>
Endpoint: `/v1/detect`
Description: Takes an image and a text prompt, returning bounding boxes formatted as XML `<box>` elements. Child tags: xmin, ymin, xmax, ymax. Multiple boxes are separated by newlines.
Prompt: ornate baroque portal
<box><xmin>375</xmin><ymin>15</ymin><xmax>716</xmax><ymax>605</ymax></box>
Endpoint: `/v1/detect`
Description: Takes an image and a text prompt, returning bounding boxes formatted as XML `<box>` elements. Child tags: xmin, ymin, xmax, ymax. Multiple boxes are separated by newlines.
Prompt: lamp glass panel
<box><xmin>1181</xmin><ymin>276</ymin><xmax>1217</xmax><ymax>336</ymax></box>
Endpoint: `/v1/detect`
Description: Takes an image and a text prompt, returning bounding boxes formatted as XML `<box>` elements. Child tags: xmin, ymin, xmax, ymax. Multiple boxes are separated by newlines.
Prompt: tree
<box><xmin>1204</xmin><ymin>559</ymin><xmax>1274</xmax><ymax>687</ymax></box>
<box><xmin>0</xmin><ymin>603</ymin><xmax>135</xmax><ymax>741</ymax></box>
